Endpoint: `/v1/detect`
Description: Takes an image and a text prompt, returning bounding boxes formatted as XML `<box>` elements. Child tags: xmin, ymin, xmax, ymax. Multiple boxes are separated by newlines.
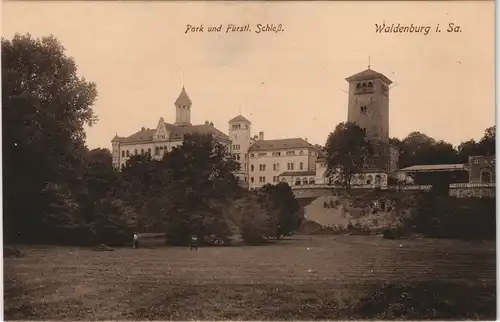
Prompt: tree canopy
<box><xmin>324</xmin><ymin>122</ymin><xmax>373</xmax><ymax>190</ymax></box>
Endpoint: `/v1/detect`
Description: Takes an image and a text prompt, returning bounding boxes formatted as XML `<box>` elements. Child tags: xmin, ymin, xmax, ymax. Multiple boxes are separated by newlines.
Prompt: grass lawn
<box><xmin>4</xmin><ymin>235</ymin><xmax>496</xmax><ymax>320</ymax></box>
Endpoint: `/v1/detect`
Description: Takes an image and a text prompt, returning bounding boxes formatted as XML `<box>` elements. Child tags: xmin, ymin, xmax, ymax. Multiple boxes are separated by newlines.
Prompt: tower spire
<box><xmin>368</xmin><ymin>56</ymin><xmax>371</xmax><ymax>70</ymax></box>
<box><xmin>181</xmin><ymin>70</ymin><xmax>185</xmax><ymax>88</ymax></box>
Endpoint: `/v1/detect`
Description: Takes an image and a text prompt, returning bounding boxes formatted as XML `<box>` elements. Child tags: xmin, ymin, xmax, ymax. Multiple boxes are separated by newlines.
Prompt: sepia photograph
<box><xmin>2</xmin><ymin>0</ymin><xmax>496</xmax><ymax>320</ymax></box>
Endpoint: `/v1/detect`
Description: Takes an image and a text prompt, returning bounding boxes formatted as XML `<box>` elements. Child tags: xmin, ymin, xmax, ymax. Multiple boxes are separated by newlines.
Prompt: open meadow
<box><xmin>4</xmin><ymin>235</ymin><xmax>496</xmax><ymax>320</ymax></box>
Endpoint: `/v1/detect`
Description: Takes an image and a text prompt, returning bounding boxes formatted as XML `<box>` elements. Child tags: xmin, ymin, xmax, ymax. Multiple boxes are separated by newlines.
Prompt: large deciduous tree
<box><xmin>2</xmin><ymin>34</ymin><xmax>98</xmax><ymax>242</ymax></box>
<box><xmin>324</xmin><ymin>122</ymin><xmax>373</xmax><ymax>190</ymax></box>
<box><xmin>260</xmin><ymin>182</ymin><xmax>301</xmax><ymax>238</ymax></box>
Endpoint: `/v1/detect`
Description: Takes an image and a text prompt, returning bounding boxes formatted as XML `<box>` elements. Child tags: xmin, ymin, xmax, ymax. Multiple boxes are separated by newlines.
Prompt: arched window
<box><xmin>367</xmin><ymin>175</ymin><xmax>373</xmax><ymax>185</ymax></box>
<box><xmin>374</xmin><ymin>175</ymin><xmax>382</xmax><ymax>186</ymax></box>
<box><xmin>481</xmin><ymin>170</ymin><xmax>492</xmax><ymax>183</ymax></box>
<box><xmin>295</xmin><ymin>178</ymin><xmax>301</xmax><ymax>186</ymax></box>
<box><xmin>368</xmin><ymin>81</ymin><xmax>373</xmax><ymax>87</ymax></box>
<box><xmin>147</xmin><ymin>148</ymin><xmax>151</xmax><ymax>155</ymax></box>
<box><xmin>309</xmin><ymin>177</ymin><xmax>315</xmax><ymax>185</ymax></box>
<box><xmin>356</xmin><ymin>83</ymin><xmax>361</xmax><ymax>89</ymax></box>
<box><xmin>362</xmin><ymin>83</ymin><xmax>367</xmax><ymax>88</ymax></box>
<box><xmin>302</xmin><ymin>178</ymin><xmax>308</xmax><ymax>185</ymax></box>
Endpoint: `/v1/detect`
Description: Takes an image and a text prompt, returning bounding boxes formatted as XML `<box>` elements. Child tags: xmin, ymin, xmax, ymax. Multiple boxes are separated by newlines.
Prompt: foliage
<box><xmin>229</xmin><ymin>192</ymin><xmax>278</xmax><ymax>245</ymax></box>
<box><xmin>3</xmin><ymin>34</ymin><xmax>97</xmax><ymax>243</ymax></box>
<box><xmin>408</xmin><ymin>192</ymin><xmax>496</xmax><ymax>240</ymax></box>
<box><xmin>324</xmin><ymin>122</ymin><xmax>373</xmax><ymax>190</ymax></box>
<box><xmin>260</xmin><ymin>182</ymin><xmax>301</xmax><ymax>238</ymax></box>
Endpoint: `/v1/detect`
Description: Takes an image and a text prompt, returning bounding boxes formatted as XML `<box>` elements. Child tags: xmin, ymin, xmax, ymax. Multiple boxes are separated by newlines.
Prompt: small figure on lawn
<box><xmin>190</xmin><ymin>234</ymin><xmax>198</xmax><ymax>251</ymax></box>
<box><xmin>133</xmin><ymin>233</ymin><xmax>139</xmax><ymax>249</ymax></box>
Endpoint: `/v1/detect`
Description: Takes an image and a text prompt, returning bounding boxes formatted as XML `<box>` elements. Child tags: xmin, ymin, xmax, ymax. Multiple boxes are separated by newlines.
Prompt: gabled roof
<box><xmin>117</xmin><ymin>122</ymin><xmax>229</xmax><ymax>144</ymax></box>
<box><xmin>248</xmin><ymin>138</ymin><xmax>316</xmax><ymax>152</ymax></box>
<box><xmin>174</xmin><ymin>87</ymin><xmax>192</xmax><ymax>106</ymax></box>
<box><xmin>345</xmin><ymin>68</ymin><xmax>393</xmax><ymax>85</ymax></box>
<box><xmin>229</xmin><ymin>115</ymin><xmax>251</xmax><ymax>123</ymax></box>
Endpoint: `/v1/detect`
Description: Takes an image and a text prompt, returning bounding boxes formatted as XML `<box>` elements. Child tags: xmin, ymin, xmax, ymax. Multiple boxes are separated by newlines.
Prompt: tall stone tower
<box><xmin>174</xmin><ymin>87</ymin><xmax>192</xmax><ymax>126</ymax></box>
<box><xmin>346</xmin><ymin>67</ymin><xmax>392</xmax><ymax>144</ymax></box>
<box><xmin>346</xmin><ymin>66</ymin><xmax>395</xmax><ymax>171</ymax></box>
<box><xmin>228</xmin><ymin>114</ymin><xmax>252</xmax><ymax>186</ymax></box>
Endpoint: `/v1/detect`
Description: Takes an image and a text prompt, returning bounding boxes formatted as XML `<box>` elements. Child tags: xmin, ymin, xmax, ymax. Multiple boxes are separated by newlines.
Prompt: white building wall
<box><xmin>248</xmin><ymin>148</ymin><xmax>319</xmax><ymax>189</ymax></box>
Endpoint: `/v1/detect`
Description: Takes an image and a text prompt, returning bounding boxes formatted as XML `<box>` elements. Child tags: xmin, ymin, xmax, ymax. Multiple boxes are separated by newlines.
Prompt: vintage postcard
<box><xmin>2</xmin><ymin>0</ymin><xmax>496</xmax><ymax>320</ymax></box>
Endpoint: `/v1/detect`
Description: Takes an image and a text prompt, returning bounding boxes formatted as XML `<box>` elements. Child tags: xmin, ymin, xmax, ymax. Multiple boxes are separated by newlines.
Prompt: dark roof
<box><xmin>345</xmin><ymin>68</ymin><xmax>393</xmax><ymax>85</ymax></box>
<box><xmin>118</xmin><ymin>122</ymin><xmax>229</xmax><ymax>144</ymax></box>
<box><xmin>174</xmin><ymin>87</ymin><xmax>192</xmax><ymax>106</ymax></box>
<box><xmin>279</xmin><ymin>171</ymin><xmax>316</xmax><ymax>177</ymax></box>
<box><xmin>229</xmin><ymin>114</ymin><xmax>251</xmax><ymax>123</ymax></box>
<box><xmin>248</xmin><ymin>138</ymin><xmax>316</xmax><ymax>152</ymax></box>
<box><xmin>398</xmin><ymin>164</ymin><xmax>466</xmax><ymax>172</ymax></box>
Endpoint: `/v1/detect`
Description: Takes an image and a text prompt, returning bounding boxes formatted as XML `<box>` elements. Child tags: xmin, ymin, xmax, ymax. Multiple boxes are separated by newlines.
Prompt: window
<box><xmin>356</xmin><ymin>83</ymin><xmax>361</xmax><ymax>89</ymax></box>
<box><xmin>250</xmin><ymin>153</ymin><xmax>254</xmax><ymax>158</ymax></box>
<box><xmin>232</xmin><ymin>124</ymin><xmax>241</xmax><ymax>130</ymax></box>
<box><xmin>276</xmin><ymin>163</ymin><xmax>280</xmax><ymax>171</ymax></box>
<box><xmin>273</xmin><ymin>164</ymin><xmax>277</xmax><ymax>171</ymax></box>
<box><xmin>273</xmin><ymin>176</ymin><xmax>278</xmax><ymax>182</ymax></box>
<box><xmin>309</xmin><ymin>178</ymin><xmax>315</xmax><ymax>185</ymax></box>
<box><xmin>141</xmin><ymin>148</ymin><xmax>144</xmax><ymax>154</ymax></box>
<box><xmin>299</xmin><ymin>151</ymin><xmax>304</xmax><ymax>156</ymax></box>
<box><xmin>122</xmin><ymin>151</ymin><xmax>125</xmax><ymax>157</ymax></box>
<box><xmin>259</xmin><ymin>176</ymin><xmax>266</xmax><ymax>183</ymax></box>
<box><xmin>302</xmin><ymin>178</ymin><xmax>308</xmax><ymax>185</ymax></box>
<box><xmin>134</xmin><ymin>149</ymin><xmax>138</xmax><ymax>155</ymax></box>
<box><xmin>250</xmin><ymin>177</ymin><xmax>254</xmax><ymax>183</ymax></box>
<box><xmin>233</xmin><ymin>144</ymin><xmax>241</xmax><ymax>151</ymax></box>
<box><xmin>300</xmin><ymin>162</ymin><xmax>304</xmax><ymax>170</ymax></box>
<box><xmin>360</xmin><ymin>106</ymin><xmax>367</xmax><ymax>114</ymax></box>
<box><xmin>258</xmin><ymin>152</ymin><xmax>267</xmax><ymax>157</ymax></box>
<box><xmin>286</xmin><ymin>150</ymin><xmax>296</xmax><ymax>156</ymax></box>
<box><xmin>126</xmin><ymin>150</ymin><xmax>130</xmax><ymax>157</ymax></box>
<box><xmin>147</xmin><ymin>148</ymin><xmax>151</xmax><ymax>155</ymax></box>
<box><xmin>368</xmin><ymin>82</ymin><xmax>373</xmax><ymax>87</ymax></box>
<box><xmin>259</xmin><ymin>164</ymin><xmax>266</xmax><ymax>171</ymax></box>
<box><xmin>474</xmin><ymin>159</ymin><xmax>480</xmax><ymax>165</ymax></box>
<box><xmin>272</xmin><ymin>152</ymin><xmax>281</xmax><ymax>157</ymax></box>
<box><xmin>287</xmin><ymin>162</ymin><xmax>294</xmax><ymax>170</ymax></box>
<box><xmin>295</xmin><ymin>178</ymin><xmax>301</xmax><ymax>186</ymax></box>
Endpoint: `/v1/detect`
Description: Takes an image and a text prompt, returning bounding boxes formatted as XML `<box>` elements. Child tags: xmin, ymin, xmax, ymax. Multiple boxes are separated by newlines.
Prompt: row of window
<box><xmin>232</xmin><ymin>144</ymin><xmax>241</xmax><ymax>151</ymax></box>
<box><xmin>249</xmin><ymin>176</ymin><xmax>316</xmax><ymax>185</ymax></box>
<box><xmin>231</xmin><ymin>124</ymin><xmax>249</xmax><ymax>130</ymax></box>
<box><xmin>250</xmin><ymin>162</ymin><xmax>305</xmax><ymax>172</ymax></box>
<box><xmin>251</xmin><ymin>150</ymin><xmax>318</xmax><ymax>158</ymax></box>
<box><xmin>121</xmin><ymin>146</ymin><xmax>172</xmax><ymax>158</ymax></box>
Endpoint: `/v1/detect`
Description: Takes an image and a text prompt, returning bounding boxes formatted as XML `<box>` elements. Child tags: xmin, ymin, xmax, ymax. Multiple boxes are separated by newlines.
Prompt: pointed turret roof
<box><xmin>229</xmin><ymin>114</ymin><xmax>251</xmax><ymax>123</ymax></box>
<box><xmin>345</xmin><ymin>68</ymin><xmax>393</xmax><ymax>85</ymax></box>
<box><xmin>174</xmin><ymin>87</ymin><xmax>192</xmax><ymax>106</ymax></box>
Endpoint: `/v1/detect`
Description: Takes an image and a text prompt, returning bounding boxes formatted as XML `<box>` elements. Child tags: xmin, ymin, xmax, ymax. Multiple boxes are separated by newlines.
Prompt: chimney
<box><xmin>259</xmin><ymin>131</ymin><xmax>264</xmax><ymax>140</ymax></box>
<box><xmin>210</xmin><ymin>122</ymin><xmax>214</xmax><ymax>127</ymax></box>
<box><xmin>205</xmin><ymin>121</ymin><xmax>209</xmax><ymax>125</ymax></box>
<box><xmin>141</xmin><ymin>127</ymin><xmax>145</xmax><ymax>131</ymax></box>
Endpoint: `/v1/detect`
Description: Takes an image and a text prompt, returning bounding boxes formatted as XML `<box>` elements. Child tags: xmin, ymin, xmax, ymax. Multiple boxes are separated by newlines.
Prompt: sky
<box><xmin>3</xmin><ymin>1</ymin><xmax>495</xmax><ymax>150</ymax></box>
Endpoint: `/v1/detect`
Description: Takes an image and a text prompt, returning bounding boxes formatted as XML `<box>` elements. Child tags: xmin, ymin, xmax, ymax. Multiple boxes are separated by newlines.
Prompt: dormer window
<box><xmin>368</xmin><ymin>82</ymin><xmax>373</xmax><ymax>87</ymax></box>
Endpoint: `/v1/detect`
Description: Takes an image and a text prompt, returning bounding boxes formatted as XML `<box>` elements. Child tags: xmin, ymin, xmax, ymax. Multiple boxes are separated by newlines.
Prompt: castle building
<box><xmin>248</xmin><ymin>137</ymin><xmax>322</xmax><ymax>190</ymax></box>
<box><xmin>112</xmin><ymin>66</ymin><xmax>400</xmax><ymax>190</ymax></box>
<box><xmin>111</xmin><ymin>87</ymin><xmax>230</xmax><ymax>169</ymax></box>
<box><xmin>345</xmin><ymin>66</ymin><xmax>400</xmax><ymax>173</ymax></box>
